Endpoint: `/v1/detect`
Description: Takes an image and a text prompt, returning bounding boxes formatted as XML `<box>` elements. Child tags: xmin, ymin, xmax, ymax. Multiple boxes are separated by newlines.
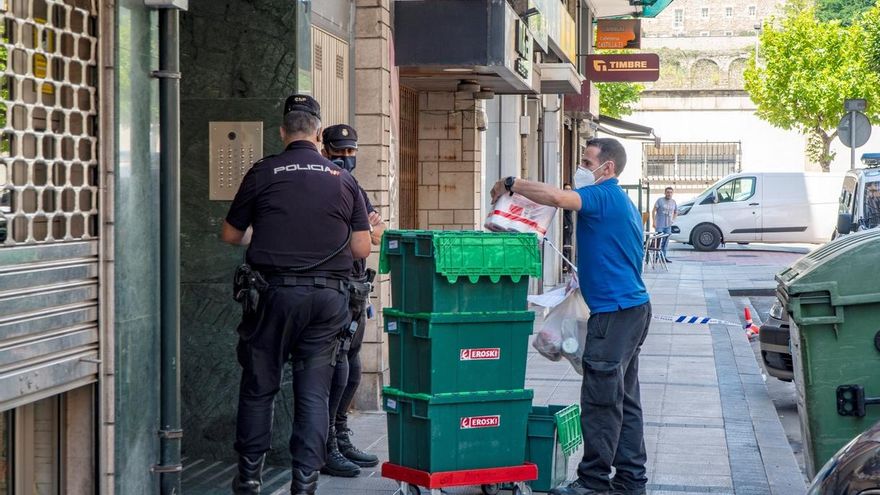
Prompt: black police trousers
<box><xmin>328</xmin><ymin>301</ymin><xmax>367</xmax><ymax>431</ymax></box>
<box><xmin>577</xmin><ymin>301</ymin><xmax>652</xmax><ymax>492</ymax></box>
<box><xmin>234</xmin><ymin>284</ymin><xmax>349</xmax><ymax>473</ymax></box>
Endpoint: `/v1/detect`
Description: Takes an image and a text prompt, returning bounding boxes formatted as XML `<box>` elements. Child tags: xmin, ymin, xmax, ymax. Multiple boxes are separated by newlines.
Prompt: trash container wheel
<box><xmin>481</xmin><ymin>483</ymin><xmax>500</xmax><ymax>495</ymax></box>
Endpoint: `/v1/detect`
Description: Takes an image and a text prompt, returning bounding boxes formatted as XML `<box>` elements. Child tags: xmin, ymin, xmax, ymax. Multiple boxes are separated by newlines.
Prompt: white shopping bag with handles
<box><xmin>531</xmin><ymin>278</ymin><xmax>590</xmax><ymax>374</ymax></box>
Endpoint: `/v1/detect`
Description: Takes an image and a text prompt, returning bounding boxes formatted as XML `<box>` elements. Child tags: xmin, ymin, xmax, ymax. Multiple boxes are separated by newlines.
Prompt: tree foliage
<box><xmin>743</xmin><ymin>1</ymin><xmax>880</xmax><ymax>171</ymax></box>
<box><xmin>863</xmin><ymin>2</ymin><xmax>880</xmax><ymax>73</ymax></box>
<box><xmin>817</xmin><ymin>0</ymin><xmax>875</xmax><ymax>24</ymax></box>
<box><xmin>596</xmin><ymin>82</ymin><xmax>644</xmax><ymax>118</ymax></box>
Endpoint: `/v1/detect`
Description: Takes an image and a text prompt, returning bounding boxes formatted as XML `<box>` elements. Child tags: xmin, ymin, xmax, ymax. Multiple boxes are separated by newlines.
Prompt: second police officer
<box><xmin>319</xmin><ymin>124</ymin><xmax>385</xmax><ymax>477</ymax></box>
<box><xmin>221</xmin><ymin>95</ymin><xmax>372</xmax><ymax>495</ymax></box>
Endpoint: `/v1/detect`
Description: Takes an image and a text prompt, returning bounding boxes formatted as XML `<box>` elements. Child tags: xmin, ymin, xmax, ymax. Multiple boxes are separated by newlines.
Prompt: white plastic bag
<box><xmin>532</xmin><ymin>287</ymin><xmax>590</xmax><ymax>374</ymax></box>
<box><xmin>485</xmin><ymin>193</ymin><xmax>557</xmax><ymax>235</ymax></box>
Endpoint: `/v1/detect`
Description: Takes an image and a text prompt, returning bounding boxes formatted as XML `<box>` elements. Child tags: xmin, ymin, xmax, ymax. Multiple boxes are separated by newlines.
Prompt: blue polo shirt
<box><xmin>576</xmin><ymin>178</ymin><xmax>649</xmax><ymax>313</ymax></box>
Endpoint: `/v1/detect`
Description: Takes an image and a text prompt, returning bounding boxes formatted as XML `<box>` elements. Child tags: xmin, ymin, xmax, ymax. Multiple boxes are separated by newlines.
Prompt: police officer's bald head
<box><xmin>281</xmin><ymin>94</ymin><xmax>322</xmax><ymax>146</ymax></box>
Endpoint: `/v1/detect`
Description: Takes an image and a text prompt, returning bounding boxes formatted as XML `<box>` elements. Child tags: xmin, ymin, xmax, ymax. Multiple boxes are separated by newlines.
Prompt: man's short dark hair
<box><xmin>665</xmin><ymin>187</ymin><xmax>674</xmax><ymax>192</ymax></box>
<box><xmin>586</xmin><ymin>138</ymin><xmax>627</xmax><ymax>175</ymax></box>
<box><xmin>282</xmin><ymin>110</ymin><xmax>321</xmax><ymax>138</ymax></box>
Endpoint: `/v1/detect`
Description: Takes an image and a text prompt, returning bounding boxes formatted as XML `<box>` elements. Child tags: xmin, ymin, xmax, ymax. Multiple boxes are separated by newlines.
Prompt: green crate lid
<box><xmin>383</xmin><ymin>308</ymin><xmax>536</xmax><ymax>323</ymax></box>
<box><xmin>379</xmin><ymin>230</ymin><xmax>542</xmax><ymax>282</ymax></box>
<box><xmin>383</xmin><ymin>387</ymin><xmax>534</xmax><ymax>404</ymax></box>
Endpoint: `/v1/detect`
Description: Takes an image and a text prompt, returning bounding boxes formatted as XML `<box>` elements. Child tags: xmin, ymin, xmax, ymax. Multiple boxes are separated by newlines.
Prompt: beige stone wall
<box><xmin>353</xmin><ymin>0</ymin><xmax>394</xmax><ymax>411</ymax></box>
<box><xmin>644</xmin><ymin>0</ymin><xmax>783</xmax><ymax>37</ymax></box>
<box><xmin>417</xmin><ymin>91</ymin><xmax>483</xmax><ymax>231</ymax></box>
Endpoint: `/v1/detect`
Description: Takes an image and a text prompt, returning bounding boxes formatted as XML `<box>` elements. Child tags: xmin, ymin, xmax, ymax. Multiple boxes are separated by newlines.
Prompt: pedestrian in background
<box><xmin>320</xmin><ymin>124</ymin><xmax>384</xmax><ymax>478</ymax></box>
<box><xmin>491</xmin><ymin>138</ymin><xmax>651</xmax><ymax>495</ymax></box>
<box><xmin>652</xmin><ymin>187</ymin><xmax>677</xmax><ymax>262</ymax></box>
<box><xmin>222</xmin><ymin>95</ymin><xmax>372</xmax><ymax>495</ymax></box>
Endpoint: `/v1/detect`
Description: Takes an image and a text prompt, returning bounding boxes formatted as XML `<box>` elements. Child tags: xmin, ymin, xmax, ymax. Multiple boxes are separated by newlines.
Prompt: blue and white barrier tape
<box><xmin>652</xmin><ymin>314</ymin><xmax>743</xmax><ymax>327</ymax></box>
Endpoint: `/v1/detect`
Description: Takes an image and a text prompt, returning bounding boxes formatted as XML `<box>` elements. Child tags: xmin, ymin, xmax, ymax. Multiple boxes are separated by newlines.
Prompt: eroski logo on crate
<box><xmin>460</xmin><ymin>415</ymin><xmax>501</xmax><ymax>429</ymax></box>
<box><xmin>460</xmin><ymin>348</ymin><xmax>501</xmax><ymax>361</ymax></box>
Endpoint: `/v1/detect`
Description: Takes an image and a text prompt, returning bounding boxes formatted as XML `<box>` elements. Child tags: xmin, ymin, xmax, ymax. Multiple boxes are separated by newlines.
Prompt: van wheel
<box><xmin>692</xmin><ymin>225</ymin><xmax>722</xmax><ymax>251</ymax></box>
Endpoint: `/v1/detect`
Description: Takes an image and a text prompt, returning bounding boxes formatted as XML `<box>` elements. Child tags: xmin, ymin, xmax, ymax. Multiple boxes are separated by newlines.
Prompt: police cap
<box><xmin>283</xmin><ymin>94</ymin><xmax>321</xmax><ymax>120</ymax></box>
<box><xmin>322</xmin><ymin>124</ymin><xmax>358</xmax><ymax>150</ymax></box>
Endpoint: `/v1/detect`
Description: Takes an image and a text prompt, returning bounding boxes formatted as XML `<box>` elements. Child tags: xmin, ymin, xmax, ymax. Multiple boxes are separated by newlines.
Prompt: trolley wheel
<box><xmin>398</xmin><ymin>482</ymin><xmax>420</xmax><ymax>495</ymax></box>
<box><xmin>513</xmin><ymin>482</ymin><xmax>533</xmax><ymax>495</ymax></box>
<box><xmin>481</xmin><ymin>483</ymin><xmax>500</xmax><ymax>495</ymax></box>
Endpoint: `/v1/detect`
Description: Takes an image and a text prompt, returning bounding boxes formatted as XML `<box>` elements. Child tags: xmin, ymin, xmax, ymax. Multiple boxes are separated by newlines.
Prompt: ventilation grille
<box><xmin>1</xmin><ymin>0</ymin><xmax>100</xmax><ymax>246</ymax></box>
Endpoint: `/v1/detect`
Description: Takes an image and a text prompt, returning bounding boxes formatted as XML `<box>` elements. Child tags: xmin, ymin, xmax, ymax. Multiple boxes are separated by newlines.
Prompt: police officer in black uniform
<box><xmin>221</xmin><ymin>95</ymin><xmax>372</xmax><ymax>495</ymax></box>
<box><xmin>319</xmin><ymin>124</ymin><xmax>384</xmax><ymax>477</ymax></box>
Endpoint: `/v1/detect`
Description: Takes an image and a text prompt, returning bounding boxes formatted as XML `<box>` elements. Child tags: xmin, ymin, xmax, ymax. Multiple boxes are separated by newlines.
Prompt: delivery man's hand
<box><xmin>490</xmin><ymin>179</ymin><xmax>508</xmax><ymax>204</ymax></box>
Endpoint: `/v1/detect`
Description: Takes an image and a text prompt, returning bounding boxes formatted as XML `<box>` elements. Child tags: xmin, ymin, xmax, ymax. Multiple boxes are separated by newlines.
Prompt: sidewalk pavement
<box><xmin>182</xmin><ymin>245</ymin><xmax>808</xmax><ymax>494</ymax></box>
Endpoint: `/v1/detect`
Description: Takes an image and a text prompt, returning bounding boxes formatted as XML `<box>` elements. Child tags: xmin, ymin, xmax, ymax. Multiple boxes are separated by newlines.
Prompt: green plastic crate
<box><xmin>505</xmin><ymin>404</ymin><xmax>583</xmax><ymax>492</ymax></box>
<box><xmin>379</xmin><ymin>230</ymin><xmax>541</xmax><ymax>313</ymax></box>
<box><xmin>383</xmin><ymin>387</ymin><xmax>533</xmax><ymax>472</ymax></box>
<box><xmin>384</xmin><ymin>309</ymin><xmax>535</xmax><ymax>395</ymax></box>
<box><xmin>505</xmin><ymin>405</ymin><xmax>582</xmax><ymax>492</ymax></box>
<box><xmin>555</xmin><ymin>404</ymin><xmax>583</xmax><ymax>457</ymax></box>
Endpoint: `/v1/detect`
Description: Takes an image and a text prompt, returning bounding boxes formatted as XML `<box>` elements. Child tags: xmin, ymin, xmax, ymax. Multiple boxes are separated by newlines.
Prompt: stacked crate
<box><xmin>379</xmin><ymin>230</ymin><xmax>541</xmax><ymax>472</ymax></box>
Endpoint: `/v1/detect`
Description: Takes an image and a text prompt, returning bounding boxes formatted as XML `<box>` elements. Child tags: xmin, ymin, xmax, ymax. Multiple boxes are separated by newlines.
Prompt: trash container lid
<box><xmin>777</xmin><ymin>229</ymin><xmax>880</xmax><ymax>301</ymax></box>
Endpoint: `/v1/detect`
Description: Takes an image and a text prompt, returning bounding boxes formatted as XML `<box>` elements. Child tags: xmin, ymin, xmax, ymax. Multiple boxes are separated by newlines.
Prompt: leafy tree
<box><xmin>744</xmin><ymin>2</ymin><xmax>880</xmax><ymax>171</ymax></box>
<box><xmin>596</xmin><ymin>82</ymin><xmax>644</xmax><ymax>118</ymax></box>
<box><xmin>862</xmin><ymin>2</ymin><xmax>880</xmax><ymax>73</ymax></box>
<box><xmin>817</xmin><ymin>0</ymin><xmax>875</xmax><ymax>24</ymax></box>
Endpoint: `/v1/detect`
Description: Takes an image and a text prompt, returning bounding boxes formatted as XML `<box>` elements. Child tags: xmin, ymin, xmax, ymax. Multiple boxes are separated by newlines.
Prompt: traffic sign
<box><xmin>838</xmin><ymin>111</ymin><xmax>871</xmax><ymax>149</ymax></box>
<box><xmin>845</xmin><ymin>99</ymin><xmax>867</xmax><ymax>112</ymax></box>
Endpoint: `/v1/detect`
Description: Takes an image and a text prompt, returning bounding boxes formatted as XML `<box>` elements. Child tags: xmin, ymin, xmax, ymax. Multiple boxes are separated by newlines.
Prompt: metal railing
<box><xmin>643</xmin><ymin>141</ymin><xmax>741</xmax><ymax>182</ymax></box>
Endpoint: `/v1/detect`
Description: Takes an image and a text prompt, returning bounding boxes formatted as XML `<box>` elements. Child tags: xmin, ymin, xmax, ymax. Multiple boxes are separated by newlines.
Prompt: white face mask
<box><xmin>574</xmin><ymin>162</ymin><xmax>610</xmax><ymax>189</ymax></box>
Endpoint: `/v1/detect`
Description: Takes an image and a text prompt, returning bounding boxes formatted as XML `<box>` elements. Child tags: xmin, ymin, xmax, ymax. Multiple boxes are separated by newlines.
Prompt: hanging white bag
<box><xmin>532</xmin><ymin>286</ymin><xmax>590</xmax><ymax>374</ymax></box>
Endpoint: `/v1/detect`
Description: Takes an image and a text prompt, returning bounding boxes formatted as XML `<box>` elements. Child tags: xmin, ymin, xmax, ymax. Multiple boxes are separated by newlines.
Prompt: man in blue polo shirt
<box><xmin>491</xmin><ymin>138</ymin><xmax>651</xmax><ymax>495</ymax></box>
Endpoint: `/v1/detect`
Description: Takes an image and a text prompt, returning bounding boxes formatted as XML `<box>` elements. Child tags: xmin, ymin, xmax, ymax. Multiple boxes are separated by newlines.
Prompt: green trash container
<box><xmin>383</xmin><ymin>387</ymin><xmax>533</xmax><ymax>472</ymax></box>
<box><xmin>379</xmin><ymin>230</ymin><xmax>542</xmax><ymax>313</ymax></box>
<box><xmin>777</xmin><ymin>228</ymin><xmax>880</xmax><ymax>477</ymax></box>
<box><xmin>384</xmin><ymin>309</ymin><xmax>535</xmax><ymax>395</ymax></box>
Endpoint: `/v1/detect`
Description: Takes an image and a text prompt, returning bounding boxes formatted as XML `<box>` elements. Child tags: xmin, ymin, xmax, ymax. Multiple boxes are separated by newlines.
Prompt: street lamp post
<box><xmin>754</xmin><ymin>23</ymin><xmax>762</xmax><ymax>66</ymax></box>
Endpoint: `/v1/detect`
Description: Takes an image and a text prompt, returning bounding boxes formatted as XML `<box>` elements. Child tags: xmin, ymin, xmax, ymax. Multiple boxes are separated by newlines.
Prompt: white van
<box><xmin>834</xmin><ymin>159</ymin><xmax>880</xmax><ymax>237</ymax></box>
<box><xmin>670</xmin><ymin>172</ymin><xmax>844</xmax><ymax>251</ymax></box>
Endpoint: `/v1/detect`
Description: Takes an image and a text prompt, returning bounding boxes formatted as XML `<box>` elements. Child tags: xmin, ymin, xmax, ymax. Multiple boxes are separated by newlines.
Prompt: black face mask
<box><xmin>331</xmin><ymin>156</ymin><xmax>356</xmax><ymax>172</ymax></box>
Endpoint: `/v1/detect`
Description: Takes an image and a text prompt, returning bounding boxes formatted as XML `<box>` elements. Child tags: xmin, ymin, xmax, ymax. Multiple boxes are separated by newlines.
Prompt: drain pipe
<box><xmin>146</xmin><ymin>0</ymin><xmax>187</xmax><ymax>493</ymax></box>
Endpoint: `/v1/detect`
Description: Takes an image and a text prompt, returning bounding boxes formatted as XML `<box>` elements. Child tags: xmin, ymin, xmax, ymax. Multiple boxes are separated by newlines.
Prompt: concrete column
<box><xmin>484</xmin><ymin>95</ymin><xmax>523</xmax><ymax>216</ymax></box>
<box><xmin>542</xmin><ymin>95</ymin><xmax>563</xmax><ymax>286</ymax></box>
<box><xmin>353</xmin><ymin>0</ymin><xmax>394</xmax><ymax>411</ymax></box>
<box><xmin>417</xmin><ymin>91</ymin><xmax>483</xmax><ymax>230</ymax></box>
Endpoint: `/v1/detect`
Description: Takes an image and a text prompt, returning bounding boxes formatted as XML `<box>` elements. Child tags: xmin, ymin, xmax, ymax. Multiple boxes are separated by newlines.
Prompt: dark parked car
<box><xmin>808</xmin><ymin>420</ymin><xmax>880</xmax><ymax>494</ymax></box>
<box><xmin>759</xmin><ymin>299</ymin><xmax>794</xmax><ymax>381</ymax></box>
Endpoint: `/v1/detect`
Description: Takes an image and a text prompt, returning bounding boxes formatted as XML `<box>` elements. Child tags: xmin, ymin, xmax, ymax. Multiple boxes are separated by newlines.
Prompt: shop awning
<box><xmin>591</xmin><ymin>0</ymin><xmax>675</xmax><ymax>19</ymax></box>
<box><xmin>640</xmin><ymin>0</ymin><xmax>676</xmax><ymax>18</ymax></box>
<box><xmin>596</xmin><ymin>115</ymin><xmax>660</xmax><ymax>143</ymax></box>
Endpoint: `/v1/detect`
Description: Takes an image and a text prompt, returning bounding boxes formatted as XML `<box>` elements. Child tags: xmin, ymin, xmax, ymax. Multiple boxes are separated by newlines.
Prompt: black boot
<box><xmin>231</xmin><ymin>453</ymin><xmax>265</xmax><ymax>494</ymax></box>
<box><xmin>290</xmin><ymin>468</ymin><xmax>319</xmax><ymax>495</ymax></box>
<box><xmin>336</xmin><ymin>427</ymin><xmax>379</xmax><ymax>468</ymax></box>
<box><xmin>320</xmin><ymin>426</ymin><xmax>361</xmax><ymax>477</ymax></box>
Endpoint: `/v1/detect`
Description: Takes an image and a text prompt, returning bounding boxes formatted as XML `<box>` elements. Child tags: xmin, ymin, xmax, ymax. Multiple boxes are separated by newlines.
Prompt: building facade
<box><xmin>0</xmin><ymin>0</ymin><xmax>665</xmax><ymax>491</ymax></box>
